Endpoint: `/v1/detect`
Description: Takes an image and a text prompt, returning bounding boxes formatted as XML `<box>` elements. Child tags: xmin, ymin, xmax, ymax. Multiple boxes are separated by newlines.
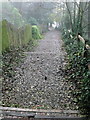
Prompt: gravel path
<box><xmin>2</xmin><ymin>30</ymin><xmax>77</xmax><ymax>110</ymax></box>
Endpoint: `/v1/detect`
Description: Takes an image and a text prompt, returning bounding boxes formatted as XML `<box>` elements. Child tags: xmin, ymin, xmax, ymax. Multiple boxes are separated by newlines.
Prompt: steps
<box><xmin>1</xmin><ymin>117</ymin><xmax>88</xmax><ymax>120</ymax></box>
<box><xmin>0</xmin><ymin>107</ymin><xmax>89</xmax><ymax>120</ymax></box>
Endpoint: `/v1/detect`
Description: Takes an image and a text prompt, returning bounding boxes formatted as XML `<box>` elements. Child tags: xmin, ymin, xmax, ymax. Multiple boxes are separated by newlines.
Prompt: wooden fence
<box><xmin>78</xmin><ymin>35</ymin><xmax>90</xmax><ymax>70</ymax></box>
<box><xmin>0</xmin><ymin>20</ymin><xmax>32</xmax><ymax>52</ymax></box>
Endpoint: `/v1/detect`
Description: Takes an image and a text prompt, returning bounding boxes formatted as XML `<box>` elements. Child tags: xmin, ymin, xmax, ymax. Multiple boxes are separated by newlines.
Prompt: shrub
<box><xmin>32</xmin><ymin>25</ymin><xmax>42</xmax><ymax>39</ymax></box>
<box><xmin>2</xmin><ymin>2</ymin><xmax>25</xmax><ymax>28</ymax></box>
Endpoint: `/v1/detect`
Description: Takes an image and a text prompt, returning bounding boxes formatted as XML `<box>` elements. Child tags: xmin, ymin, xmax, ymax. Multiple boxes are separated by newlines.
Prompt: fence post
<box><xmin>78</xmin><ymin>35</ymin><xmax>86</xmax><ymax>57</ymax></box>
<box><xmin>78</xmin><ymin>35</ymin><xmax>90</xmax><ymax>71</ymax></box>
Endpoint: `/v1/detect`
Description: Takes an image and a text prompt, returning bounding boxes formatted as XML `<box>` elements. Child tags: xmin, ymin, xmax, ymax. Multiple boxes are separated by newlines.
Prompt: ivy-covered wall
<box><xmin>0</xmin><ymin>20</ymin><xmax>32</xmax><ymax>52</ymax></box>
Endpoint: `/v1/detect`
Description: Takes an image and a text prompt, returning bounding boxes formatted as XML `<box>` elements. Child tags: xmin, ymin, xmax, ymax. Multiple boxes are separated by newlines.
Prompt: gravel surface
<box><xmin>2</xmin><ymin>30</ymin><xmax>77</xmax><ymax>110</ymax></box>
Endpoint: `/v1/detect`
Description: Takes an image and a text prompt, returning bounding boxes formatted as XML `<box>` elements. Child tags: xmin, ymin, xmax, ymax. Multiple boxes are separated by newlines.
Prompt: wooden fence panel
<box><xmin>1</xmin><ymin>20</ymin><xmax>32</xmax><ymax>52</ymax></box>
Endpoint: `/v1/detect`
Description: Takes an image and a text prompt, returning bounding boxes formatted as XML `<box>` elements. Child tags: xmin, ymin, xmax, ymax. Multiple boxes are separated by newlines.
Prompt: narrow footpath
<box><xmin>3</xmin><ymin>30</ymin><xmax>77</xmax><ymax>110</ymax></box>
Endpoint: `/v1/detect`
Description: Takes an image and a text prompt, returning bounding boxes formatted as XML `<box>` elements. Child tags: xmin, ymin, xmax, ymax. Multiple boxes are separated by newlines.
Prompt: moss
<box><xmin>23</xmin><ymin>24</ymin><xmax>32</xmax><ymax>45</ymax></box>
<box><xmin>1</xmin><ymin>20</ymin><xmax>33</xmax><ymax>52</ymax></box>
<box><xmin>2</xmin><ymin>20</ymin><xmax>10</xmax><ymax>51</ymax></box>
<box><xmin>32</xmin><ymin>25</ymin><xmax>42</xmax><ymax>39</ymax></box>
<box><xmin>7</xmin><ymin>22</ymin><xmax>17</xmax><ymax>47</ymax></box>
<box><xmin>12</xmin><ymin>28</ymin><xmax>19</xmax><ymax>47</ymax></box>
<box><xmin>1</xmin><ymin>20</ymin><xmax>20</xmax><ymax>51</ymax></box>
<box><xmin>0</xmin><ymin>21</ymin><xmax>2</xmax><ymax>53</ymax></box>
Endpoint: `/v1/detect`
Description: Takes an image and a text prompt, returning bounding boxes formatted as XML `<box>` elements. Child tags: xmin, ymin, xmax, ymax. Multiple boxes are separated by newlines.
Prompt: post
<box><xmin>78</xmin><ymin>35</ymin><xmax>90</xmax><ymax>71</ymax></box>
<box><xmin>78</xmin><ymin>34</ymin><xmax>86</xmax><ymax>57</ymax></box>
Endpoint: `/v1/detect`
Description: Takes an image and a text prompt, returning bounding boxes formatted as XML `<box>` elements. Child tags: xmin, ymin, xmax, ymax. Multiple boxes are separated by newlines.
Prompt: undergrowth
<box><xmin>62</xmin><ymin>31</ymin><xmax>90</xmax><ymax>117</ymax></box>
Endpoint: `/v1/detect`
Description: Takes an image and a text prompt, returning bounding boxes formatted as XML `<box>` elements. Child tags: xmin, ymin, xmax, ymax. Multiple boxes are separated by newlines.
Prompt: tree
<box><xmin>2</xmin><ymin>2</ymin><xmax>25</xmax><ymax>28</ymax></box>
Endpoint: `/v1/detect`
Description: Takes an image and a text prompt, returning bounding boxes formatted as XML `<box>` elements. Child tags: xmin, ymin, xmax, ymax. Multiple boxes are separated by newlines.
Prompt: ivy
<box><xmin>62</xmin><ymin>31</ymin><xmax>90</xmax><ymax>117</ymax></box>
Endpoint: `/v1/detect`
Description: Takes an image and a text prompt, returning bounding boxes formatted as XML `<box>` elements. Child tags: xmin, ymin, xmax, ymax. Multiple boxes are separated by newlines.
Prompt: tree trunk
<box><xmin>66</xmin><ymin>2</ymin><xmax>73</xmax><ymax>32</ymax></box>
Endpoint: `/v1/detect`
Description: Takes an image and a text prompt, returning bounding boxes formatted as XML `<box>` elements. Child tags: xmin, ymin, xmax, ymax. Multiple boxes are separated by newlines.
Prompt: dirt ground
<box><xmin>2</xmin><ymin>30</ymin><xmax>77</xmax><ymax>110</ymax></box>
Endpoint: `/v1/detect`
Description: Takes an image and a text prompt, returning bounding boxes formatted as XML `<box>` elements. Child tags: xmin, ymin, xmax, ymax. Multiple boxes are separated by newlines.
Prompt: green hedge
<box><xmin>32</xmin><ymin>25</ymin><xmax>42</xmax><ymax>39</ymax></box>
<box><xmin>0</xmin><ymin>20</ymin><xmax>32</xmax><ymax>52</ymax></box>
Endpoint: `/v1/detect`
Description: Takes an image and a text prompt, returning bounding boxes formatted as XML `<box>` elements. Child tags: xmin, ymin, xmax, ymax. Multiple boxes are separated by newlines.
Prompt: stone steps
<box><xmin>0</xmin><ymin>107</ymin><xmax>88</xmax><ymax>120</ymax></box>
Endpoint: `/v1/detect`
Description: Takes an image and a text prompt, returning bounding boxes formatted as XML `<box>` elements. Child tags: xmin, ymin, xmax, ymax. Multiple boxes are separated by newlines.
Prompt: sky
<box><xmin>0</xmin><ymin>0</ymin><xmax>89</xmax><ymax>2</ymax></box>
